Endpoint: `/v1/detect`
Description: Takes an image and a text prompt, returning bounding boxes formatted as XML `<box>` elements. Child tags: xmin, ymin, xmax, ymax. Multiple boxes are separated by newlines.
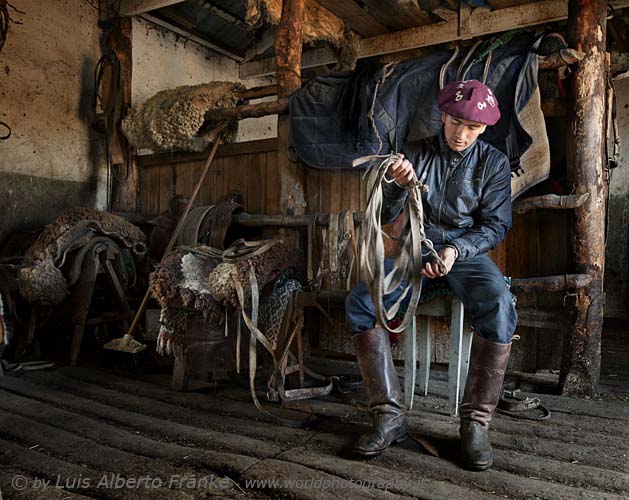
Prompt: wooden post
<box><xmin>273</xmin><ymin>0</ymin><xmax>306</xmax><ymax>218</ymax></box>
<box><xmin>561</xmin><ymin>0</ymin><xmax>608</xmax><ymax>396</ymax></box>
<box><xmin>108</xmin><ymin>17</ymin><xmax>140</xmax><ymax>212</ymax></box>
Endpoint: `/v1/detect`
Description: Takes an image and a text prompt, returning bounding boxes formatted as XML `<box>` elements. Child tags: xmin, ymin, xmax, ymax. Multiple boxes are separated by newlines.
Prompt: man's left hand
<box><xmin>422</xmin><ymin>246</ymin><xmax>457</xmax><ymax>278</ymax></box>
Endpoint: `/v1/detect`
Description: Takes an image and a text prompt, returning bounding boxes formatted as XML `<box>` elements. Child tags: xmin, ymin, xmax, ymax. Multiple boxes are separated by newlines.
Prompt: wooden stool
<box><xmin>403</xmin><ymin>295</ymin><xmax>473</xmax><ymax>416</ymax></box>
<box><xmin>69</xmin><ymin>245</ymin><xmax>135</xmax><ymax>366</ymax></box>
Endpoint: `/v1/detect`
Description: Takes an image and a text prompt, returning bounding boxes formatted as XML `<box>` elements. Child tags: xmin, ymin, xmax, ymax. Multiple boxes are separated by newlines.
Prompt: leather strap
<box><xmin>353</xmin><ymin>153</ymin><xmax>444</xmax><ymax>334</ymax></box>
<box><xmin>178</xmin><ymin>205</ymin><xmax>215</xmax><ymax>247</ymax></box>
<box><xmin>234</xmin><ymin>260</ymin><xmax>318</xmax><ymax>427</ymax></box>
<box><xmin>222</xmin><ymin>238</ymin><xmax>281</xmax><ymax>264</ymax></box>
<box><xmin>329</xmin><ymin>213</ymin><xmax>339</xmax><ymax>289</ymax></box>
<box><xmin>306</xmin><ymin>217</ymin><xmax>315</xmax><ymax>284</ymax></box>
<box><xmin>497</xmin><ymin>389</ymin><xmax>551</xmax><ymax>421</ymax></box>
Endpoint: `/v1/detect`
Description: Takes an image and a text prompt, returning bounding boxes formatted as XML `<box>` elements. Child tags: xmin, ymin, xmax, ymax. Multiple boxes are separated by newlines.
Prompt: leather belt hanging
<box><xmin>314</xmin><ymin>212</ymin><xmax>358</xmax><ymax>291</ymax></box>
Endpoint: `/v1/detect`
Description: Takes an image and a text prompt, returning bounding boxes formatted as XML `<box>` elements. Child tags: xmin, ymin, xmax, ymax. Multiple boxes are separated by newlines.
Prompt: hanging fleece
<box><xmin>122</xmin><ymin>82</ymin><xmax>243</xmax><ymax>152</ymax></box>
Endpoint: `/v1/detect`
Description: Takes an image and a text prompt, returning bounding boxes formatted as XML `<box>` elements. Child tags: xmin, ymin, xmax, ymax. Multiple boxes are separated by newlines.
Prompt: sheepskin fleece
<box><xmin>245</xmin><ymin>0</ymin><xmax>345</xmax><ymax>48</ymax></box>
<box><xmin>336</xmin><ymin>28</ymin><xmax>359</xmax><ymax>72</ymax></box>
<box><xmin>122</xmin><ymin>82</ymin><xmax>244</xmax><ymax>152</ymax></box>
<box><xmin>206</xmin><ymin>241</ymin><xmax>292</xmax><ymax>309</ymax></box>
<box><xmin>156</xmin><ymin>306</ymin><xmax>189</xmax><ymax>357</ymax></box>
<box><xmin>18</xmin><ymin>208</ymin><xmax>146</xmax><ymax>306</ymax></box>
<box><xmin>149</xmin><ymin>249</ymin><xmax>223</xmax><ymax>324</ymax></box>
<box><xmin>18</xmin><ymin>257</ymin><xmax>69</xmax><ymax>306</ymax></box>
<box><xmin>26</xmin><ymin>208</ymin><xmax>146</xmax><ymax>261</ymax></box>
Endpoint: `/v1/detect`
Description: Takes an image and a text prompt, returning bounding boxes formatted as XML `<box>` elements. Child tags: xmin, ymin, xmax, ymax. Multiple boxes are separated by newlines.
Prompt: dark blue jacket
<box><xmin>382</xmin><ymin>132</ymin><xmax>512</xmax><ymax>261</ymax></box>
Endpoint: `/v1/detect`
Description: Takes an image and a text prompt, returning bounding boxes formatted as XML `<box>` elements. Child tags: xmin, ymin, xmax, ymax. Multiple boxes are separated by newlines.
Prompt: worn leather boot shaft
<box><xmin>352</xmin><ymin>327</ymin><xmax>408</xmax><ymax>458</ymax></box>
<box><xmin>460</xmin><ymin>334</ymin><xmax>511</xmax><ymax>425</ymax></box>
<box><xmin>459</xmin><ymin>334</ymin><xmax>511</xmax><ymax>471</ymax></box>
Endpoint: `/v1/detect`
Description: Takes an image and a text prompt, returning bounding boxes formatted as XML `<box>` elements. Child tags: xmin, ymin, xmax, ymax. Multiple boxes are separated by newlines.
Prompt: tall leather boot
<box><xmin>459</xmin><ymin>334</ymin><xmax>511</xmax><ymax>471</ymax></box>
<box><xmin>352</xmin><ymin>327</ymin><xmax>408</xmax><ymax>458</ymax></box>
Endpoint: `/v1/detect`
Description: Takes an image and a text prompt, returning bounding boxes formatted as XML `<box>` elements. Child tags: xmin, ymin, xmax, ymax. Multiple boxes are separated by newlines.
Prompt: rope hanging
<box><xmin>353</xmin><ymin>153</ymin><xmax>444</xmax><ymax>334</ymax></box>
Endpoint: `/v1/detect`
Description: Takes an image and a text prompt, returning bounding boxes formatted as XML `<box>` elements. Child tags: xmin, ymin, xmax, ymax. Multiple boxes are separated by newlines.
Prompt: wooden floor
<box><xmin>0</xmin><ymin>358</ymin><xmax>628</xmax><ymax>500</ymax></box>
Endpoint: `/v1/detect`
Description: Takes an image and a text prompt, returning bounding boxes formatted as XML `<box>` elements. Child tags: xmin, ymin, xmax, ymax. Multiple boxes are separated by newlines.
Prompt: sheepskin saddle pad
<box><xmin>18</xmin><ymin>208</ymin><xmax>147</xmax><ymax>306</ymax></box>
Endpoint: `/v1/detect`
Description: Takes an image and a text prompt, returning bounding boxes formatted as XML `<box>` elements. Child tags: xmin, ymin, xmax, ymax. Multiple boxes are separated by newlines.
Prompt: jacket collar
<box><xmin>438</xmin><ymin>128</ymin><xmax>477</xmax><ymax>158</ymax></box>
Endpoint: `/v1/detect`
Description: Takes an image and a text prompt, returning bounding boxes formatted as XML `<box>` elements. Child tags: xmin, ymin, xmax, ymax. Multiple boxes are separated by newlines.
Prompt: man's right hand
<box><xmin>388</xmin><ymin>154</ymin><xmax>415</xmax><ymax>186</ymax></box>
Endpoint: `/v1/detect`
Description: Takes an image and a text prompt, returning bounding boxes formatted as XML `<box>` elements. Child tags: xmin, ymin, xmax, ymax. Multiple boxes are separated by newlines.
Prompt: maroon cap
<box><xmin>438</xmin><ymin>79</ymin><xmax>501</xmax><ymax>126</ymax></box>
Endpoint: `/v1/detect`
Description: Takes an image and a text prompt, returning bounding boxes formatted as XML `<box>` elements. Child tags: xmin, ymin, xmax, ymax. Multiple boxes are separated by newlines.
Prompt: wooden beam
<box><xmin>242</xmin><ymin>48</ymin><xmax>581</xmax><ymax>79</ymax></box>
<box><xmin>136</xmin><ymin>139</ymin><xmax>279</xmax><ymax>168</ymax></box>
<box><xmin>361</xmin><ymin>0</ymin><xmax>431</xmax><ymax>29</ymax></box>
<box><xmin>516</xmin><ymin>307</ymin><xmax>569</xmax><ymax>330</ymax></box>
<box><xmin>243</xmin><ymin>28</ymin><xmax>276</xmax><ymax>63</ymax></box>
<box><xmin>108</xmin><ymin>18</ymin><xmax>139</xmax><ymax>213</ymax></box>
<box><xmin>513</xmin><ymin>193</ymin><xmax>589</xmax><ymax>214</ymax></box>
<box><xmin>468</xmin><ymin>0</ymin><xmax>566</xmax><ymax>36</ymax></box>
<box><xmin>316</xmin><ymin>0</ymin><xmax>390</xmax><ymax>37</ymax></box>
<box><xmin>241</xmin><ymin>0</ymin><xmax>629</xmax><ymax>78</ymax></box>
<box><xmin>202</xmin><ymin>98</ymin><xmax>288</xmax><ymax>125</ymax></box>
<box><xmin>561</xmin><ymin>0</ymin><xmax>608</xmax><ymax>397</ymax></box>
<box><xmin>510</xmin><ymin>274</ymin><xmax>593</xmax><ymax>294</ymax></box>
<box><xmin>361</xmin><ymin>0</ymin><xmax>567</xmax><ymax>58</ymax></box>
<box><xmin>275</xmin><ymin>0</ymin><xmax>307</xmax><ymax>219</ymax></box>
<box><xmin>432</xmin><ymin>8</ymin><xmax>458</xmax><ymax>23</ymax></box>
<box><xmin>241</xmin><ymin>85</ymin><xmax>280</xmax><ymax>100</ymax></box>
<box><xmin>119</xmin><ymin>0</ymin><xmax>184</xmax><ymax>16</ymax></box>
<box><xmin>359</xmin><ymin>19</ymin><xmax>458</xmax><ymax>59</ymax></box>
<box><xmin>232</xmin><ymin>211</ymin><xmax>364</xmax><ymax>227</ymax></box>
<box><xmin>241</xmin><ymin>46</ymin><xmax>337</xmax><ymax>79</ymax></box>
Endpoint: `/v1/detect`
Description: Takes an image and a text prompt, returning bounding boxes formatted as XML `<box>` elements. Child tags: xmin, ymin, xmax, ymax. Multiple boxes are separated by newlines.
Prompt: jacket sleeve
<box><xmin>379</xmin><ymin>141</ymin><xmax>426</xmax><ymax>224</ymax></box>
<box><xmin>450</xmin><ymin>153</ymin><xmax>512</xmax><ymax>261</ymax></box>
<box><xmin>380</xmin><ymin>177</ymin><xmax>408</xmax><ymax>224</ymax></box>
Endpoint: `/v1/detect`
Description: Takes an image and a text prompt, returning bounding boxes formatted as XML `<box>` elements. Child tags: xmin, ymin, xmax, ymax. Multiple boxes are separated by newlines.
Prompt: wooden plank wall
<box><xmin>303</xmin><ymin>166</ymin><xmax>366</xmax><ymax>358</ymax></box>
<box><xmin>138</xmin><ymin>133</ymin><xmax>570</xmax><ymax>373</ymax></box>
<box><xmin>138</xmin><ymin>140</ymin><xmax>279</xmax><ymax>215</ymax></box>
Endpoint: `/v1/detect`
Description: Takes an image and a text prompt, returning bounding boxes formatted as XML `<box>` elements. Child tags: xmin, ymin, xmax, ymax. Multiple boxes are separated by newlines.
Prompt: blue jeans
<box><xmin>345</xmin><ymin>254</ymin><xmax>517</xmax><ymax>344</ymax></box>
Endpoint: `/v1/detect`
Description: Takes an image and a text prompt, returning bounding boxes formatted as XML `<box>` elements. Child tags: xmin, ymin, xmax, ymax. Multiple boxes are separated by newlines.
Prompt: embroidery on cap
<box><xmin>455</xmin><ymin>90</ymin><xmax>464</xmax><ymax>101</ymax></box>
<box><xmin>477</xmin><ymin>101</ymin><xmax>487</xmax><ymax>110</ymax></box>
<box><xmin>486</xmin><ymin>95</ymin><xmax>496</xmax><ymax>107</ymax></box>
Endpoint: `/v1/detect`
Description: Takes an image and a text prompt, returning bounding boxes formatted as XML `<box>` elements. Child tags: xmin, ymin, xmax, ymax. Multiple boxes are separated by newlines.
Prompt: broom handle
<box><xmin>126</xmin><ymin>134</ymin><xmax>224</xmax><ymax>338</ymax></box>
